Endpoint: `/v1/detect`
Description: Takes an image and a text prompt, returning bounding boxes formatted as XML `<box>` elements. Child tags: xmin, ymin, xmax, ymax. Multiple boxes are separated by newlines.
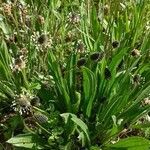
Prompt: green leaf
<box><xmin>0</xmin><ymin>81</ymin><xmax>15</xmax><ymax>98</ymax></box>
<box><xmin>90</xmin><ymin>146</ymin><xmax>102</xmax><ymax>150</ymax></box>
<box><xmin>107</xmin><ymin>137</ymin><xmax>150</xmax><ymax>150</ymax></box>
<box><xmin>72</xmin><ymin>91</ymin><xmax>81</xmax><ymax>113</ymax></box>
<box><xmin>61</xmin><ymin>113</ymin><xmax>90</xmax><ymax>146</ymax></box>
<box><xmin>71</xmin><ymin>116</ymin><xmax>90</xmax><ymax>144</ymax></box>
<box><xmin>0</xmin><ymin>21</ymin><xmax>10</xmax><ymax>35</ymax></box>
<box><xmin>7</xmin><ymin>134</ymin><xmax>34</xmax><ymax>149</ymax></box>
<box><xmin>48</xmin><ymin>51</ymin><xmax>71</xmax><ymax>111</ymax></box>
<box><xmin>29</xmin><ymin>82</ymin><xmax>41</xmax><ymax>90</ymax></box>
<box><xmin>82</xmin><ymin>67</ymin><xmax>97</xmax><ymax>117</ymax></box>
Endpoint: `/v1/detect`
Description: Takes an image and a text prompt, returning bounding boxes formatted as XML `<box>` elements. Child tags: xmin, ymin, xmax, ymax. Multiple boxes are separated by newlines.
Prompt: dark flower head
<box><xmin>38</xmin><ymin>34</ymin><xmax>48</xmax><ymax>45</ymax></box>
<box><xmin>11</xmin><ymin>57</ymin><xmax>26</xmax><ymax>72</ymax></box>
<box><xmin>133</xmin><ymin>74</ymin><xmax>141</xmax><ymax>82</ymax></box>
<box><xmin>34</xmin><ymin>113</ymin><xmax>48</xmax><ymax>124</ymax></box>
<box><xmin>15</xmin><ymin>57</ymin><xmax>22</xmax><ymax>65</ymax></box>
<box><xmin>112</xmin><ymin>41</ymin><xmax>119</xmax><ymax>48</ymax></box>
<box><xmin>76</xmin><ymin>40</ymin><xmax>85</xmax><ymax>53</ymax></box>
<box><xmin>104</xmin><ymin>67</ymin><xmax>111</xmax><ymax>80</ymax></box>
<box><xmin>11</xmin><ymin>94</ymin><xmax>31</xmax><ymax>116</ymax></box>
<box><xmin>65</xmin><ymin>31</ymin><xmax>73</xmax><ymax>42</ymax></box>
<box><xmin>90</xmin><ymin>51</ymin><xmax>104</xmax><ymax>61</ymax></box>
<box><xmin>133</xmin><ymin>74</ymin><xmax>141</xmax><ymax>85</ymax></box>
<box><xmin>31</xmin><ymin>97</ymin><xmax>40</xmax><ymax>107</ymax></box>
<box><xmin>77</xmin><ymin>58</ymin><xmax>87</xmax><ymax>67</ymax></box>
<box><xmin>117</xmin><ymin>59</ymin><xmax>124</xmax><ymax>70</ymax></box>
<box><xmin>68</xmin><ymin>12</ymin><xmax>80</xmax><ymax>24</ymax></box>
<box><xmin>131</xmin><ymin>49</ymin><xmax>140</xmax><ymax>57</ymax></box>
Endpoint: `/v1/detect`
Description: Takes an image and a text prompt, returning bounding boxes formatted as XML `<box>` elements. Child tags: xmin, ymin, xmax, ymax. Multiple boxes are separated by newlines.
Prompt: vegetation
<box><xmin>0</xmin><ymin>0</ymin><xmax>150</xmax><ymax>149</ymax></box>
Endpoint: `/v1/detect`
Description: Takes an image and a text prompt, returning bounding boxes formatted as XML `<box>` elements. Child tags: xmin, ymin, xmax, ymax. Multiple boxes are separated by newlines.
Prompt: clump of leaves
<box><xmin>0</xmin><ymin>0</ymin><xmax>150</xmax><ymax>149</ymax></box>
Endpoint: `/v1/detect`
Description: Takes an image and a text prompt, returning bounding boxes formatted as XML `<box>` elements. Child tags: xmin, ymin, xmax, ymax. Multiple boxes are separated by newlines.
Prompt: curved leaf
<box><xmin>107</xmin><ymin>136</ymin><xmax>150</xmax><ymax>150</ymax></box>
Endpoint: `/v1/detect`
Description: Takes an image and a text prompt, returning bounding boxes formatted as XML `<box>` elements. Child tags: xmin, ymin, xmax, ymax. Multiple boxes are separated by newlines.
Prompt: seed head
<box><xmin>38</xmin><ymin>34</ymin><xmax>48</xmax><ymax>45</ymax></box>
<box><xmin>117</xmin><ymin>59</ymin><xmax>124</xmax><ymax>70</ymax></box>
<box><xmin>90</xmin><ymin>52</ymin><xmax>104</xmax><ymax>61</ymax></box>
<box><xmin>131</xmin><ymin>49</ymin><xmax>140</xmax><ymax>57</ymax></box>
<box><xmin>34</xmin><ymin>113</ymin><xmax>48</xmax><ymax>124</ymax></box>
<box><xmin>112</xmin><ymin>41</ymin><xmax>119</xmax><ymax>48</ymax></box>
<box><xmin>76</xmin><ymin>40</ymin><xmax>85</xmax><ymax>53</ymax></box>
<box><xmin>65</xmin><ymin>31</ymin><xmax>74</xmax><ymax>42</ymax></box>
<box><xmin>104</xmin><ymin>67</ymin><xmax>111</xmax><ymax>80</ymax></box>
<box><xmin>68</xmin><ymin>12</ymin><xmax>80</xmax><ymax>24</ymax></box>
<box><xmin>13</xmin><ymin>57</ymin><xmax>26</xmax><ymax>71</ymax></box>
<box><xmin>17</xmin><ymin>48</ymin><xmax>28</xmax><ymax>62</ymax></box>
<box><xmin>19</xmin><ymin>48</ymin><xmax>28</xmax><ymax>56</ymax></box>
<box><xmin>17</xmin><ymin>96</ymin><xmax>31</xmax><ymax>107</ymax></box>
<box><xmin>2</xmin><ymin>3</ymin><xmax>12</xmax><ymax>16</ymax></box>
<box><xmin>133</xmin><ymin>74</ymin><xmax>141</xmax><ymax>85</ymax></box>
<box><xmin>12</xmin><ymin>94</ymin><xmax>31</xmax><ymax>116</ymax></box>
<box><xmin>142</xmin><ymin>98</ymin><xmax>150</xmax><ymax>106</ymax></box>
<box><xmin>77</xmin><ymin>58</ymin><xmax>87</xmax><ymax>67</ymax></box>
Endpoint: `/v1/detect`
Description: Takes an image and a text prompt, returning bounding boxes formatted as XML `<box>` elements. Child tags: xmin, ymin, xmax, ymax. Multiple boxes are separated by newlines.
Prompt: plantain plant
<box><xmin>0</xmin><ymin>0</ymin><xmax>150</xmax><ymax>149</ymax></box>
